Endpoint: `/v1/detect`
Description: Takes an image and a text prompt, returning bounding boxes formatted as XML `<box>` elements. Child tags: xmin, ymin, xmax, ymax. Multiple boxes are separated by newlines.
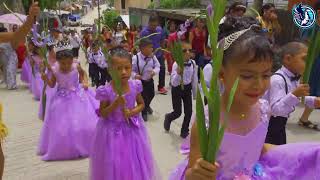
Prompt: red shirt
<box><xmin>16</xmin><ymin>43</ymin><xmax>26</xmax><ymax>68</ymax></box>
<box><xmin>191</xmin><ymin>28</ymin><xmax>206</xmax><ymax>54</ymax></box>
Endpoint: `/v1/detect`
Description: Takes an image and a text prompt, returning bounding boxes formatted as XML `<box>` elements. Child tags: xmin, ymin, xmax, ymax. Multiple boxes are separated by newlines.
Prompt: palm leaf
<box><xmin>302</xmin><ymin>29</ymin><xmax>320</xmax><ymax>83</ymax></box>
<box><xmin>134</xmin><ymin>32</ymin><xmax>160</xmax><ymax>48</ymax></box>
<box><xmin>196</xmin><ymin>0</ymin><xmax>235</xmax><ymax>163</ymax></box>
<box><xmin>101</xmin><ymin>48</ymin><xmax>123</xmax><ymax>96</ymax></box>
<box><xmin>199</xmin><ymin>69</ymin><xmax>210</xmax><ymax>101</ymax></box>
<box><xmin>227</xmin><ymin>78</ymin><xmax>239</xmax><ymax>112</ymax></box>
<box><xmin>196</xmin><ymin>87</ymin><xmax>208</xmax><ymax>157</ymax></box>
<box><xmin>172</xmin><ymin>41</ymin><xmax>185</xmax><ymax>89</ymax></box>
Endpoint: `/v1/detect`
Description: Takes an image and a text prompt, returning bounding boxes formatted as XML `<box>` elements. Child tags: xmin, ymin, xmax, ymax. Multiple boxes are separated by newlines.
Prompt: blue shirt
<box><xmin>140</xmin><ymin>26</ymin><xmax>165</xmax><ymax>58</ymax></box>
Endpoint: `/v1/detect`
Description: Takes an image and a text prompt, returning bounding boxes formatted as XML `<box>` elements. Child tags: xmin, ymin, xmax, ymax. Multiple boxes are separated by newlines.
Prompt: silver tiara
<box><xmin>54</xmin><ymin>41</ymin><xmax>73</xmax><ymax>53</ymax></box>
<box><xmin>221</xmin><ymin>25</ymin><xmax>253</xmax><ymax>51</ymax></box>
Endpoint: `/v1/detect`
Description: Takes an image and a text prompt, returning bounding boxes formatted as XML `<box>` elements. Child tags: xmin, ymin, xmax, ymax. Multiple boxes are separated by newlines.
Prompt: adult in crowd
<box><xmin>101</xmin><ymin>26</ymin><xmax>112</xmax><ymax>43</ymax></box>
<box><xmin>0</xmin><ymin>2</ymin><xmax>40</xmax><ymax>90</ymax></box>
<box><xmin>140</xmin><ymin>15</ymin><xmax>168</xmax><ymax>94</ymax></box>
<box><xmin>257</xmin><ymin>3</ymin><xmax>281</xmax><ymax>45</ymax></box>
<box><xmin>12</xmin><ymin>25</ymin><xmax>27</xmax><ymax>69</ymax></box>
<box><xmin>69</xmin><ymin>29</ymin><xmax>81</xmax><ymax>59</ymax></box>
<box><xmin>189</xmin><ymin>18</ymin><xmax>207</xmax><ymax>65</ymax></box>
<box><xmin>220</xmin><ymin>1</ymin><xmax>247</xmax><ymax>24</ymax></box>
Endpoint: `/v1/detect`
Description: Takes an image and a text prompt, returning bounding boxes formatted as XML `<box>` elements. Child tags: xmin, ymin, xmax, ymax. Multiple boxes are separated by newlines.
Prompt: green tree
<box><xmin>22</xmin><ymin>0</ymin><xmax>61</xmax><ymax>12</ymax></box>
<box><xmin>102</xmin><ymin>9</ymin><xmax>119</xmax><ymax>30</ymax></box>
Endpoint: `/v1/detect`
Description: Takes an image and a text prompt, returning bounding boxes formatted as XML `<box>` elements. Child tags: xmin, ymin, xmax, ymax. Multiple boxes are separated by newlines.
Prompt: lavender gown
<box><xmin>21</xmin><ymin>55</ymin><xmax>32</xmax><ymax>86</ymax></box>
<box><xmin>170</xmin><ymin>99</ymin><xmax>320</xmax><ymax>180</ymax></box>
<box><xmin>90</xmin><ymin>80</ymin><xmax>161</xmax><ymax>180</ymax></box>
<box><xmin>30</xmin><ymin>55</ymin><xmax>43</xmax><ymax>100</ymax></box>
<box><xmin>38</xmin><ymin>63</ymin><xmax>99</xmax><ymax>161</ymax></box>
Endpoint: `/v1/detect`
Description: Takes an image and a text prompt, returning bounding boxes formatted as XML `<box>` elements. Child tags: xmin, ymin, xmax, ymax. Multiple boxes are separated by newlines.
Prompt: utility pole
<box><xmin>98</xmin><ymin>0</ymin><xmax>101</xmax><ymax>34</ymax></box>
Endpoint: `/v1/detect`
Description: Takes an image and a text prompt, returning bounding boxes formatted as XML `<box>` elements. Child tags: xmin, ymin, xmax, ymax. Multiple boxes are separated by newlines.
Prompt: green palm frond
<box><xmin>196</xmin><ymin>0</ymin><xmax>239</xmax><ymax>163</ymax></box>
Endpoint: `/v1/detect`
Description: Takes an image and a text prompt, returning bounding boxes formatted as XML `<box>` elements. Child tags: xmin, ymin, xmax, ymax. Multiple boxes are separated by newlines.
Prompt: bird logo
<box><xmin>292</xmin><ymin>3</ymin><xmax>316</xmax><ymax>29</ymax></box>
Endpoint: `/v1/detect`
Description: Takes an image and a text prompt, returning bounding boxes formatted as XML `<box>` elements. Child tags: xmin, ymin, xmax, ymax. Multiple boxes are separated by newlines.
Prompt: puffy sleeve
<box><xmin>135</xmin><ymin>80</ymin><xmax>143</xmax><ymax>94</ymax></box>
<box><xmin>95</xmin><ymin>85</ymin><xmax>110</xmax><ymax>101</ymax></box>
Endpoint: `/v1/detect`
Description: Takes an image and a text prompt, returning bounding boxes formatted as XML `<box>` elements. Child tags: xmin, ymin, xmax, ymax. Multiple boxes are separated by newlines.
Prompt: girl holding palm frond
<box><xmin>90</xmin><ymin>47</ymin><xmax>160</xmax><ymax>180</ymax></box>
<box><xmin>171</xmin><ymin>16</ymin><xmax>320</xmax><ymax>180</ymax></box>
<box><xmin>38</xmin><ymin>41</ymin><xmax>99</xmax><ymax>161</ymax></box>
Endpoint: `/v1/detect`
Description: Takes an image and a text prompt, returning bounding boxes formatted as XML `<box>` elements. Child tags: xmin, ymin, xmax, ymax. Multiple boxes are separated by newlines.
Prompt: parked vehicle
<box><xmin>68</xmin><ymin>14</ymin><xmax>82</xmax><ymax>26</ymax></box>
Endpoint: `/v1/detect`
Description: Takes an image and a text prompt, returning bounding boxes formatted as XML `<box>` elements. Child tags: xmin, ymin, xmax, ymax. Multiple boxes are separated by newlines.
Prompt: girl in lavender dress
<box><xmin>29</xmin><ymin>38</ymin><xmax>44</xmax><ymax>100</ymax></box>
<box><xmin>170</xmin><ymin>17</ymin><xmax>320</xmax><ymax>180</ymax></box>
<box><xmin>90</xmin><ymin>47</ymin><xmax>160</xmax><ymax>180</ymax></box>
<box><xmin>21</xmin><ymin>39</ymin><xmax>35</xmax><ymax>86</ymax></box>
<box><xmin>38</xmin><ymin>42</ymin><xmax>99</xmax><ymax>161</ymax></box>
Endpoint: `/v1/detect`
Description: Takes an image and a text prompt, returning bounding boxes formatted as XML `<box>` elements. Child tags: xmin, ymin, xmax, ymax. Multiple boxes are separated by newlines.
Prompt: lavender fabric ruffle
<box><xmin>31</xmin><ymin>73</ymin><xmax>43</xmax><ymax>101</ymax></box>
<box><xmin>21</xmin><ymin>57</ymin><xmax>32</xmax><ymax>84</ymax></box>
<box><xmin>90</xmin><ymin>80</ymin><xmax>161</xmax><ymax>180</ymax></box>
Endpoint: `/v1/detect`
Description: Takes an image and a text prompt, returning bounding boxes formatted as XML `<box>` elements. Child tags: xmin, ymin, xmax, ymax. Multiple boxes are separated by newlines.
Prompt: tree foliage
<box><xmin>22</xmin><ymin>0</ymin><xmax>61</xmax><ymax>12</ymax></box>
<box><xmin>102</xmin><ymin>9</ymin><xmax>119</xmax><ymax>30</ymax></box>
<box><xmin>157</xmin><ymin>0</ymin><xmax>200</xmax><ymax>9</ymax></box>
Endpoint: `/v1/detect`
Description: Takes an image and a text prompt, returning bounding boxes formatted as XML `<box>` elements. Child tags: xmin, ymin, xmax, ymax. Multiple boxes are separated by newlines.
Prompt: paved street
<box><xmin>0</xmin><ymin>4</ymin><xmax>320</xmax><ymax>180</ymax></box>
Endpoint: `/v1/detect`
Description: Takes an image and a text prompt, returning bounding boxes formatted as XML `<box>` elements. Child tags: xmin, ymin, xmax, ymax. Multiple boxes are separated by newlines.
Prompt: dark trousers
<box><xmin>89</xmin><ymin>63</ymin><xmax>111</xmax><ymax>87</ymax></box>
<box><xmin>72</xmin><ymin>47</ymin><xmax>80</xmax><ymax>58</ymax></box>
<box><xmin>157</xmin><ymin>55</ymin><xmax>166</xmax><ymax>89</ymax></box>
<box><xmin>265</xmin><ymin>116</ymin><xmax>288</xmax><ymax>145</ymax></box>
<box><xmin>89</xmin><ymin>63</ymin><xmax>99</xmax><ymax>86</ymax></box>
<box><xmin>142</xmin><ymin>79</ymin><xmax>155</xmax><ymax>115</ymax></box>
<box><xmin>97</xmin><ymin>67</ymin><xmax>111</xmax><ymax>87</ymax></box>
<box><xmin>167</xmin><ymin>84</ymin><xmax>192</xmax><ymax>135</ymax></box>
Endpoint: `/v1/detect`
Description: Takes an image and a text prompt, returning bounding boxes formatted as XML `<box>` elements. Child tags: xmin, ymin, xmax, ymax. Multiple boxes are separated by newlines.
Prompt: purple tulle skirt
<box><xmin>21</xmin><ymin>59</ymin><xmax>32</xmax><ymax>85</ymax></box>
<box><xmin>31</xmin><ymin>73</ymin><xmax>43</xmax><ymax>101</ymax></box>
<box><xmin>169</xmin><ymin>143</ymin><xmax>320</xmax><ymax>180</ymax></box>
<box><xmin>38</xmin><ymin>87</ymin><xmax>99</xmax><ymax>161</ymax></box>
<box><xmin>38</xmin><ymin>86</ymin><xmax>56</xmax><ymax>120</ymax></box>
<box><xmin>90</xmin><ymin>117</ymin><xmax>161</xmax><ymax>180</ymax></box>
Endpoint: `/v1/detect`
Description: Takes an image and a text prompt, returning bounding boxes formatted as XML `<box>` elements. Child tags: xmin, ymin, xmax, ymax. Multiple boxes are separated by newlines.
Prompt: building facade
<box><xmin>114</xmin><ymin>0</ymin><xmax>151</xmax><ymax>14</ymax></box>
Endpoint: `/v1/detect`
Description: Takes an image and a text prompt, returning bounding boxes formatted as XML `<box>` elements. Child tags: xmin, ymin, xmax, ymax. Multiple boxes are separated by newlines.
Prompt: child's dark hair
<box><xmin>92</xmin><ymin>40</ymin><xmax>100</xmax><ymax>48</ymax></box>
<box><xmin>56</xmin><ymin>50</ymin><xmax>73</xmax><ymax>61</ymax></box>
<box><xmin>218</xmin><ymin>16</ymin><xmax>273</xmax><ymax>66</ymax></box>
<box><xmin>47</xmin><ymin>45</ymin><xmax>55</xmax><ymax>52</ymax></box>
<box><xmin>109</xmin><ymin>47</ymin><xmax>132</xmax><ymax>63</ymax></box>
<box><xmin>149</xmin><ymin>15</ymin><xmax>159</xmax><ymax>23</ymax></box>
<box><xmin>121</xmin><ymin>40</ymin><xmax>128</xmax><ymax>44</ymax></box>
<box><xmin>261</xmin><ymin>3</ymin><xmax>275</xmax><ymax>15</ymax></box>
<box><xmin>139</xmin><ymin>38</ymin><xmax>153</xmax><ymax>49</ymax></box>
<box><xmin>227</xmin><ymin>2</ymin><xmax>246</xmax><ymax>14</ymax></box>
<box><xmin>279</xmin><ymin>42</ymin><xmax>307</xmax><ymax>59</ymax></box>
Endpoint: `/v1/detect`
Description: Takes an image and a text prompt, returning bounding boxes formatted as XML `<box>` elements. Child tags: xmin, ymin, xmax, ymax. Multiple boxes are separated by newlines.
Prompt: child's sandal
<box><xmin>298</xmin><ymin>120</ymin><xmax>320</xmax><ymax>130</ymax></box>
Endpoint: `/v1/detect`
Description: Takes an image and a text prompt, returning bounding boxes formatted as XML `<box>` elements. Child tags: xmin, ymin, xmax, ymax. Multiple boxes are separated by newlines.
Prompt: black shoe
<box><xmin>180</xmin><ymin>132</ymin><xmax>189</xmax><ymax>139</ymax></box>
<box><xmin>147</xmin><ymin>107</ymin><xmax>153</xmax><ymax>115</ymax></box>
<box><xmin>164</xmin><ymin>114</ymin><xmax>171</xmax><ymax>132</ymax></box>
<box><xmin>142</xmin><ymin>114</ymin><xmax>148</xmax><ymax>122</ymax></box>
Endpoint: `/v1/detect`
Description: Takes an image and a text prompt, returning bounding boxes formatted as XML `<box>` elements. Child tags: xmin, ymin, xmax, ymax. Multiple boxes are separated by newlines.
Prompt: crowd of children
<box><xmin>1</xmin><ymin>1</ymin><xmax>320</xmax><ymax>180</ymax></box>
